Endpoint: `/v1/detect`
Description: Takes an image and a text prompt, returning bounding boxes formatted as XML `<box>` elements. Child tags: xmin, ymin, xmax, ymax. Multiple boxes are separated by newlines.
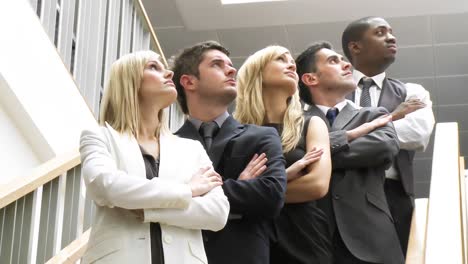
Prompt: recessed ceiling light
<box><xmin>221</xmin><ymin>0</ymin><xmax>286</xmax><ymax>5</ymax></box>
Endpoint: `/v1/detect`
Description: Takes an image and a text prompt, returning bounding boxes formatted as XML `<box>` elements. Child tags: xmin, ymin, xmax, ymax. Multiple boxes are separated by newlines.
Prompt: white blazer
<box><xmin>79</xmin><ymin>123</ymin><xmax>229</xmax><ymax>264</ymax></box>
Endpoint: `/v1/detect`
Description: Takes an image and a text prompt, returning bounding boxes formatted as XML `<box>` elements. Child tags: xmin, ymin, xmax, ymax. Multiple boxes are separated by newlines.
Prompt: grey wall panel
<box><xmin>413</xmin><ymin>158</ymin><xmax>433</xmax><ymax>185</ymax></box>
<box><xmin>386</xmin><ymin>46</ymin><xmax>435</xmax><ymax>78</ymax></box>
<box><xmin>435</xmin><ymin>75</ymin><xmax>468</xmax><ymax>105</ymax></box>
<box><xmin>434</xmin><ymin>44</ymin><xmax>468</xmax><ymax>76</ymax></box>
<box><xmin>386</xmin><ymin>16</ymin><xmax>433</xmax><ymax>46</ymax></box>
<box><xmin>438</xmin><ymin>105</ymin><xmax>468</xmax><ymax>131</ymax></box>
<box><xmin>414</xmin><ymin>181</ymin><xmax>431</xmax><ymax>198</ymax></box>
<box><xmin>459</xmin><ymin>131</ymin><xmax>468</xmax><ymax>157</ymax></box>
<box><xmin>432</xmin><ymin>13</ymin><xmax>468</xmax><ymax>44</ymax></box>
<box><xmin>286</xmin><ymin>21</ymin><xmax>350</xmax><ymax>54</ymax></box>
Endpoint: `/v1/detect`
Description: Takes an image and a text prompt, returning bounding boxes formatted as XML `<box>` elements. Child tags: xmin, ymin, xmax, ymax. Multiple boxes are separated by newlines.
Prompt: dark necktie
<box><xmin>326</xmin><ymin>107</ymin><xmax>339</xmax><ymax>126</ymax></box>
<box><xmin>199</xmin><ymin>121</ymin><xmax>219</xmax><ymax>151</ymax></box>
<box><xmin>360</xmin><ymin>77</ymin><xmax>374</xmax><ymax>107</ymax></box>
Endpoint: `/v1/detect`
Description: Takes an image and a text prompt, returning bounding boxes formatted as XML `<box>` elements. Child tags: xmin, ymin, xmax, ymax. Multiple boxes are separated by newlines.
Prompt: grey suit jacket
<box><xmin>305</xmin><ymin>102</ymin><xmax>404</xmax><ymax>264</ymax></box>
<box><xmin>348</xmin><ymin>78</ymin><xmax>415</xmax><ymax>196</ymax></box>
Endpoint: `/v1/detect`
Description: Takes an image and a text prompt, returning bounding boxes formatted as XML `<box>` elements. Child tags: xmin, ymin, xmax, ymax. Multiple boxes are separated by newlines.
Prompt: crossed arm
<box><xmin>285</xmin><ymin>116</ymin><xmax>332</xmax><ymax>203</ymax></box>
<box><xmin>80</xmin><ymin>128</ymin><xmax>229</xmax><ymax>231</ymax></box>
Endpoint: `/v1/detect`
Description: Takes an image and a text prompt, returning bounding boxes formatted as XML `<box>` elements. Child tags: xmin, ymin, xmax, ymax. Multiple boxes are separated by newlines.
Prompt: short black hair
<box><xmin>171</xmin><ymin>41</ymin><xmax>230</xmax><ymax>114</ymax></box>
<box><xmin>295</xmin><ymin>41</ymin><xmax>332</xmax><ymax>105</ymax></box>
<box><xmin>341</xmin><ymin>16</ymin><xmax>379</xmax><ymax>62</ymax></box>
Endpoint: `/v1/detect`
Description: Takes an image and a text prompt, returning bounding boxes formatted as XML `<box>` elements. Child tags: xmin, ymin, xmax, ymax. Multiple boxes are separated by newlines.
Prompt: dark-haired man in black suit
<box><xmin>342</xmin><ymin>16</ymin><xmax>435</xmax><ymax>255</ymax></box>
<box><xmin>296</xmin><ymin>41</ymin><xmax>403</xmax><ymax>264</ymax></box>
<box><xmin>171</xmin><ymin>41</ymin><xmax>287</xmax><ymax>264</ymax></box>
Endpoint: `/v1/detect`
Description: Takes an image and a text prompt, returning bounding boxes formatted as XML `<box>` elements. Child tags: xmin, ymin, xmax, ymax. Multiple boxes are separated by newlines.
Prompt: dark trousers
<box><xmin>384</xmin><ymin>179</ymin><xmax>413</xmax><ymax>257</ymax></box>
<box><xmin>332</xmin><ymin>229</ymin><xmax>379</xmax><ymax>264</ymax></box>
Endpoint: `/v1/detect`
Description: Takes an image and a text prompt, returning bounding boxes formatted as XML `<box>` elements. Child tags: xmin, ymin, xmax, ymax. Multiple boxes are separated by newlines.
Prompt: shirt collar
<box><xmin>188</xmin><ymin>111</ymin><xmax>229</xmax><ymax>130</ymax></box>
<box><xmin>353</xmin><ymin>69</ymin><xmax>386</xmax><ymax>90</ymax></box>
<box><xmin>316</xmin><ymin>100</ymin><xmax>348</xmax><ymax>116</ymax></box>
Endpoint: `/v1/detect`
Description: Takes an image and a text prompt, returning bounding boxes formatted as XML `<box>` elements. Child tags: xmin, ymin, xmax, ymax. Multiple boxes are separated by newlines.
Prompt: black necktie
<box><xmin>199</xmin><ymin>121</ymin><xmax>219</xmax><ymax>151</ymax></box>
<box><xmin>360</xmin><ymin>77</ymin><xmax>374</xmax><ymax>107</ymax></box>
<box><xmin>326</xmin><ymin>107</ymin><xmax>339</xmax><ymax>126</ymax></box>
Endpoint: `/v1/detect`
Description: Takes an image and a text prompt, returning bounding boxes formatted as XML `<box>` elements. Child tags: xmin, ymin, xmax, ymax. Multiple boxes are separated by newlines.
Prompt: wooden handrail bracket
<box><xmin>45</xmin><ymin>228</ymin><xmax>91</xmax><ymax>264</ymax></box>
<box><xmin>0</xmin><ymin>149</ymin><xmax>80</xmax><ymax>208</ymax></box>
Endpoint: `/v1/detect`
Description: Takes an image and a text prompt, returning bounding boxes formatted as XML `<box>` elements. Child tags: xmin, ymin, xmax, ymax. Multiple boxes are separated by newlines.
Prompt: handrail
<box><xmin>134</xmin><ymin>0</ymin><xmax>168</xmax><ymax>67</ymax></box>
<box><xmin>0</xmin><ymin>149</ymin><xmax>80</xmax><ymax>209</ymax></box>
<box><xmin>459</xmin><ymin>157</ymin><xmax>467</xmax><ymax>263</ymax></box>
<box><xmin>45</xmin><ymin>228</ymin><xmax>91</xmax><ymax>264</ymax></box>
<box><xmin>424</xmin><ymin>122</ymin><xmax>464</xmax><ymax>263</ymax></box>
<box><xmin>406</xmin><ymin>198</ymin><xmax>428</xmax><ymax>264</ymax></box>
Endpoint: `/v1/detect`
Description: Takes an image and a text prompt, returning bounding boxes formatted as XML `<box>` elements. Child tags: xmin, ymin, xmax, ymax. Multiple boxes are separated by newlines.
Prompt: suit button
<box><xmin>333</xmin><ymin>195</ymin><xmax>341</xmax><ymax>200</ymax></box>
<box><xmin>164</xmin><ymin>235</ymin><xmax>173</xmax><ymax>244</ymax></box>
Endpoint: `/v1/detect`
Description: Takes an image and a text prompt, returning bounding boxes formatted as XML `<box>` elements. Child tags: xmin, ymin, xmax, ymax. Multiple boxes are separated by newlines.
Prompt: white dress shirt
<box><xmin>315</xmin><ymin>100</ymin><xmax>349</xmax><ymax>116</ymax></box>
<box><xmin>353</xmin><ymin>70</ymin><xmax>435</xmax><ymax>179</ymax></box>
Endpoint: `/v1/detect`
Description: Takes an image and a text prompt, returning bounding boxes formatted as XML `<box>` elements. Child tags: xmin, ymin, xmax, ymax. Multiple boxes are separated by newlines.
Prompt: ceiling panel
<box><xmin>286</xmin><ymin>21</ymin><xmax>349</xmax><ymax>54</ymax></box>
<box><xmin>172</xmin><ymin>0</ymin><xmax>468</xmax><ymax>30</ymax></box>
<box><xmin>143</xmin><ymin>0</ymin><xmax>184</xmax><ymax>28</ymax></box>
<box><xmin>217</xmin><ymin>26</ymin><xmax>290</xmax><ymax>57</ymax></box>
<box><xmin>156</xmin><ymin>28</ymin><xmax>220</xmax><ymax>58</ymax></box>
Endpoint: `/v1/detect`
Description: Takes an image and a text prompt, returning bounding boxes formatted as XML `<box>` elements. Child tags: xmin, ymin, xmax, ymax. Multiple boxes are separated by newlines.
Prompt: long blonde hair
<box><xmin>235</xmin><ymin>46</ymin><xmax>304</xmax><ymax>153</ymax></box>
<box><xmin>99</xmin><ymin>50</ymin><xmax>170</xmax><ymax>138</ymax></box>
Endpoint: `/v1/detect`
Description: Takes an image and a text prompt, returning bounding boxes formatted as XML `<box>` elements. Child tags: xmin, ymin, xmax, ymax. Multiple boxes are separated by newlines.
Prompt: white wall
<box><xmin>0</xmin><ymin>102</ymin><xmax>41</xmax><ymax>184</ymax></box>
<box><xmin>0</xmin><ymin>0</ymin><xmax>98</xmax><ymax>184</ymax></box>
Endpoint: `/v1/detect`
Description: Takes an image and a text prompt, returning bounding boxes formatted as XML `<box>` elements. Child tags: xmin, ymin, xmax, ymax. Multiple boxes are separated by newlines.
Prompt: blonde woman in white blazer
<box><xmin>79</xmin><ymin>51</ymin><xmax>229</xmax><ymax>264</ymax></box>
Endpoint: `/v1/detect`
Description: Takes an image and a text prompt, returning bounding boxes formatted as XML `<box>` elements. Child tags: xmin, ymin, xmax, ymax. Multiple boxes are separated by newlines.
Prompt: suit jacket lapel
<box><xmin>305</xmin><ymin>104</ymin><xmax>331</xmax><ymax>130</ymax></box>
<box><xmin>210</xmin><ymin>116</ymin><xmax>244</xmax><ymax>168</ymax></box>
<box><xmin>333</xmin><ymin>103</ymin><xmax>359</xmax><ymax>130</ymax></box>
<box><xmin>175</xmin><ymin>120</ymin><xmax>203</xmax><ymax>142</ymax></box>
<box><xmin>175</xmin><ymin>117</ymin><xmax>245</xmax><ymax>168</ymax></box>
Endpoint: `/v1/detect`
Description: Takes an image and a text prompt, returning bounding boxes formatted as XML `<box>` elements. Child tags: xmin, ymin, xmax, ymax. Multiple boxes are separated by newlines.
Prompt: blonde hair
<box><xmin>99</xmin><ymin>50</ymin><xmax>170</xmax><ymax>138</ymax></box>
<box><xmin>235</xmin><ymin>46</ymin><xmax>304</xmax><ymax>153</ymax></box>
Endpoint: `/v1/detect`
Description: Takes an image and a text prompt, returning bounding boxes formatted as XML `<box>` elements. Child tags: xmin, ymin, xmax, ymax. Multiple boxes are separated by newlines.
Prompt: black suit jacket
<box><xmin>305</xmin><ymin>103</ymin><xmax>404</xmax><ymax>264</ymax></box>
<box><xmin>176</xmin><ymin>116</ymin><xmax>287</xmax><ymax>264</ymax></box>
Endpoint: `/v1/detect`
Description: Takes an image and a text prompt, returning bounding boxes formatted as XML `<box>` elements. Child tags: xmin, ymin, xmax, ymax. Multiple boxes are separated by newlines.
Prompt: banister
<box><xmin>406</xmin><ymin>198</ymin><xmax>428</xmax><ymax>264</ymax></box>
<box><xmin>45</xmin><ymin>228</ymin><xmax>91</xmax><ymax>264</ymax></box>
<box><xmin>0</xmin><ymin>149</ymin><xmax>80</xmax><ymax>209</ymax></box>
<box><xmin>425</xmin><ymin>122</ymin><xmax>464</xmax><ymax>263</ymax></box>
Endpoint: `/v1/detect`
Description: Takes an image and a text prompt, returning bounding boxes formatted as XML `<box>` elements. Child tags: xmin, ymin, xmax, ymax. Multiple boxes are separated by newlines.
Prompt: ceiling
<box><xmin>142</xmin><ymin>0</ymin><xmax>468</xmax><ymax>67</ymax></box>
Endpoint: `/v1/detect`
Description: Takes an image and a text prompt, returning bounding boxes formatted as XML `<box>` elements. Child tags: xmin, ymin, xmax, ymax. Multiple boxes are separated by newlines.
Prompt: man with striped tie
<box><xmin>342</xmin><ymin>16</ymin><xmax>435</xmax><ymax>257</ymax></box>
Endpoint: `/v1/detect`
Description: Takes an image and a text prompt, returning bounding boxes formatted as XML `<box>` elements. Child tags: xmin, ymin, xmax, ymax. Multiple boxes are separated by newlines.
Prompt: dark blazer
<box><xmin>348</xmin><ymin>78</ymin><xmax>415</xmax><ymax>196</ymax></box>
<box><xmin>176</xmin><ymin>116</ymin><xmax>287</xmax><ymax>264</ymax></box>
<box><xmin>305</xmin><ymin>102</ymin><xmax>404</xmax><ymax>264</ymax></box>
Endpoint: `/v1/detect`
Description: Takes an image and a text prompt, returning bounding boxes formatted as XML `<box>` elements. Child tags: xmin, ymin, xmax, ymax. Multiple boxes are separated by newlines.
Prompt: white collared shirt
<box><xmin>352</xmin><ymin>69</ymin><xmax>435</xmax><ymax>179</ymax></box>
<box><xmin>188</xmin><ymin>111</ymin><xmax>230</xmax><ymax>131</ymax></box>
<box><xmin>315</xmin><ymin>100</ymin><xmax>349</xmax><ymax>116</ymax></box>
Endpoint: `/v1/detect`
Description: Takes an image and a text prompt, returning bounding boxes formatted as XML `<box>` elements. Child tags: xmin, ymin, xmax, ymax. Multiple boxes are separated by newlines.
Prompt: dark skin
<box><xmin>348</xmin><ymin>17</ymin><xmax>425</xmax><ymax>121</ymax></box>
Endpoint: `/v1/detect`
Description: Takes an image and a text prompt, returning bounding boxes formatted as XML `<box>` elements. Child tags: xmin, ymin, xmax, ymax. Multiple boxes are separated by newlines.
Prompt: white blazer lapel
<box><xmin>105</xmin><ymin>123</ymin><xmax>146</xmax><ymax>179</ymax></box>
